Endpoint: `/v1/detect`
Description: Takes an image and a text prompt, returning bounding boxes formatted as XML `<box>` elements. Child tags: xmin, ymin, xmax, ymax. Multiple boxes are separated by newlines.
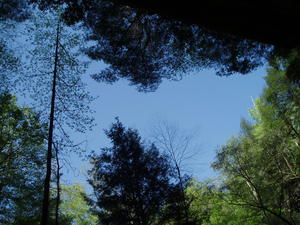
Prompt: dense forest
<box><xmin>1</xmin><ymin>1</ymin><xmax>300</xmax><ymax>225</ymax></box>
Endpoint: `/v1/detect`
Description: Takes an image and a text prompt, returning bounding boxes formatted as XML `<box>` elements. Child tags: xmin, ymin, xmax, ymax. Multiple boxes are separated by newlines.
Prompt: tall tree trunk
<box><xmin>41</xmin><ymin>19</ymin><xmax>60</xmax><ymax>225</ymax></box>
<box><xmin>55</xmin><ymin>144</ymin><xmax>61</xmax><ymax>225</ymax></box>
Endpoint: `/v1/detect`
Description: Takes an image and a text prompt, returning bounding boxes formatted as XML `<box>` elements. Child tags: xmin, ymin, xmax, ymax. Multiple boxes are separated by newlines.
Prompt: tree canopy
<box><xmin>212</xmin><ymin>55</ymin><xmax>300</xmax><ymax>225</ymax></box>
<box><xmin>4</xmin><ymin>0</ymin><xmax>300</xmax><ymax>91</ymax></box>
<box><xmin>30</xmin><ymin>0</ymin><xmax>271</xmax><ymax>91</ymax></box>
<box><xmin>59</xmin><ymin>184</ymin><xmax>98</xmax><ymax>225</ymax></box>
<box><xmin>0</xmin><ymin>93</ymin><xmax>46</xmax><ymax>224</ymax></box>
<box><xmin>0</xmin><ymin>1</ymin><xmax>300</xmax><ymax>225</ymax></box>
<box><xmin>0</xmin><ymin>0</ymin><xmax>30</xmax><ymax>21</ymax></box>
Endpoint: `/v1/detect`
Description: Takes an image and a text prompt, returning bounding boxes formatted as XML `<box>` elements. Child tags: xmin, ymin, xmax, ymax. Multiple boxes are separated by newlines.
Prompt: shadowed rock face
<box><xmin>111</xmin><ymin>0</ymin><xmax>300</xmax><ymax>49</ymax></box>
<box><xmin>33</xmin><ymin>0</ymin><xmax>300</xmax><ymax>49</ymax></box>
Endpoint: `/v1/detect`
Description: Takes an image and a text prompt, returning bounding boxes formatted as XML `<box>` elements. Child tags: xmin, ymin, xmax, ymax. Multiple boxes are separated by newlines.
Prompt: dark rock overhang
<box><xmin>110</xmin><ymin>0</ymin><xmax>300</xmax><ymax>49</ymax></box>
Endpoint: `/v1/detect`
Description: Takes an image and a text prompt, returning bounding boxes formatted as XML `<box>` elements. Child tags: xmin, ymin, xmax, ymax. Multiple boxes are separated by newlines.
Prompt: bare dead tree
<box><xmin>150</xmin><ymin>120</ymin><xmax>200</xmax><ymax>223</ymax></box>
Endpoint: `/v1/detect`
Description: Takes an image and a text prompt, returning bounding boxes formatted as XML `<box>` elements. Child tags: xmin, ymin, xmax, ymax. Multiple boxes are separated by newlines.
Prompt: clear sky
<box><xmin>62</xmin><ymin>62</ymin><xmax>267</xmax><ymax>188</ymax></box>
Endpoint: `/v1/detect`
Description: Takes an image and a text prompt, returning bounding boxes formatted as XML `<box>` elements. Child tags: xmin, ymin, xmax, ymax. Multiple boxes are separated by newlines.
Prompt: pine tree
<box><xmin>88</xmin><ymin>120</ymin><xmax>175</xmax><ymax>225</ymax></box>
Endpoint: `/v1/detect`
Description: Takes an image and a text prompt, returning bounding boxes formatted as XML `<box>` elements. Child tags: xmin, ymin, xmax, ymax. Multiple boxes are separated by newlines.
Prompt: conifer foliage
<box><xmin>88</xmin><ymin>120</ymin><xmax>175</xmax><ymax>225</ymax></box>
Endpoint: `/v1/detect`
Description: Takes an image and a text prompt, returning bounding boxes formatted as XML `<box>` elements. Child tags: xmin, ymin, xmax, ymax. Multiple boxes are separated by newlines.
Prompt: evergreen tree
<box><xmin>88</xmin><ymin>120</ymin><xmax>176</xmax><ymax>225</ymax></box>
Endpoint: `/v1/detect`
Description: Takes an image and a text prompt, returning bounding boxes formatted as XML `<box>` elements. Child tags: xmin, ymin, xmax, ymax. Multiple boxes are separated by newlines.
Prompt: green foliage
<box><xmin>2</xmin><ymin>3</ymin><xmax>300</xmax><ymax>225</ymax></box>
<box><xmin>0</xmin><ymin>93</ymin><xmax>46</xmax><ymax>224</ymax></box>
<box><xmin>0</xmin><ymin>93</ymin><xmax>78</xmax><ymax>225</ymax></box>
<box><xmin>213</xmin><ymin>56</ymin><xmax>300</xmax><ymax>225</ymax></box>
<box><xmin>59</xmin><ymin>184</ymin><xmax>98</xmax><ymax>225</ymax></box>
<box><xmin>186</xmin><ymin>180</ymin><xmax>263</xmax><ymax>225</ymax></box>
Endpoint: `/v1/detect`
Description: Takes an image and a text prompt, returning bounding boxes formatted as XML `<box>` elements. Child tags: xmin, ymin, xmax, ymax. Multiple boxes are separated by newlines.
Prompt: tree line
<box><xmin>1</xmin><ymin>1</ymin><xmax>300</xmax><ymax>225</ymax></box>
<box><xmin>1</xmin><ymin>55</ymin><xmax>300</xmax><ymax>224</ymax></box>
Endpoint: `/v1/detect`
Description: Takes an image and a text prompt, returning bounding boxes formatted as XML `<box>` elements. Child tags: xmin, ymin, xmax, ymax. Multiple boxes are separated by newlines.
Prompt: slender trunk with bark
<box><xmin>40</xmin><ymin>19</ymin><xmax>60</xmax><ymax>225</ymax></box>
<box><xmin>55</xmin><ymin>144</ymin><xmax>61</xmax><ymax>225</ymax></box>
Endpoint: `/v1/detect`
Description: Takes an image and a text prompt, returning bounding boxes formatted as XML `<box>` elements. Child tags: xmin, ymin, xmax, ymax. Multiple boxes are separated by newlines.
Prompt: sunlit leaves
<box><xmin>0</xmin><ymin>93</ymin><xmax>46</xmax><ymax>224</ymax></box>
<box><xmin>213</xmin><ymin>57</ymin><xmax>300</xmax><ymax>224</ymax></box>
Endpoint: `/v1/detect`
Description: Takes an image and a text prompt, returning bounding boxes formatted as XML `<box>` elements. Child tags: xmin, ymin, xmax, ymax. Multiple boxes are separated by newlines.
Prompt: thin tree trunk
<box><xmin>55</xmin><ymin>143</ymin><xmax>61</xmax><ymax>225</ymax></box>
<box><xmin>175</xmin><ymin>163</ymin><xmax>189</xmax><ymax>224</ymax></box>
<box><xmin>41</xmin><ymin>19</ymin><xmax>60</xmax><ymax>225</ymax></box>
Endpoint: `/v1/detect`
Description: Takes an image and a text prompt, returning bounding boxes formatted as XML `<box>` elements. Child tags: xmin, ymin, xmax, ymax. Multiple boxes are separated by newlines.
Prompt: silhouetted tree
<box><xmin>32</xmin><ymin>0</ymin><xmax>271</xmax><ymax>91</ymax></box>
<box><xmin>0</xmin><ymin>0</ymin><xmax>30</xmax><ymax>21</ymax></box>
<box><xmin>88</xmin><ymin>120</ymin><xmax>176</xmax><ymax>225</ymax></box>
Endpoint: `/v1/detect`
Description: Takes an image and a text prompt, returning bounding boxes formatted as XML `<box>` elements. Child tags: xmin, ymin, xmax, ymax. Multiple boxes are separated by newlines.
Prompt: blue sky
<box><xmin>63</xmin><ymin>62</ymin><xmax>267</xmax><ymax>188</ymax></box>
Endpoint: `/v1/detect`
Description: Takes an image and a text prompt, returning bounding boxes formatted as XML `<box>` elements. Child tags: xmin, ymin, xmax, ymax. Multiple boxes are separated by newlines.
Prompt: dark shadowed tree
<box><xmin>32</xmin><ymin>0</ymin><xmax>271</xmax><ymax>91</ymax></box>
<box><xmin>88</xmin><ymin>120</ymin><xmax>177</xmax><ymax>225</ymax></box>
<box><xmin>0</xmin><ymin>0</ymin><xmax>30</xmax><ymax>21</ymax></box>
